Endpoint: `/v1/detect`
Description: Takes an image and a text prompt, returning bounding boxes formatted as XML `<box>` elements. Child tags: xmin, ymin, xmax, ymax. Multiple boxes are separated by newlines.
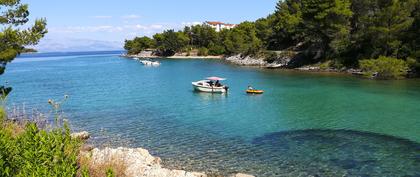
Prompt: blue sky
<box><xmin>22</xmin><ymin>0</ymin><xmax>278</xmax><ymax>51</ymax></box>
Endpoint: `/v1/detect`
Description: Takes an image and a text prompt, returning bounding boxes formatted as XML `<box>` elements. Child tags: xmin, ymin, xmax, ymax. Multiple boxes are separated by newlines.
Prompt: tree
<box><xmin>154</xmin><ymin>30</ymin><xmax>189</xmax><ymax>56</ymax></box>
<box><xmin>272</xmin><ymin>0</ymin><xmax>304</xmax><ymax>49</ymax></box>
<box><xmin>185</xmin><ymin>25</ymin><xmax>219</xmax><ymax>48</ymax></box>
<box><xmin>0</xmin><ymin>0</ymin><xmax>47</xmax><ymax>96</ymax></box>
<box><xmin>222</xmin><ymin>22</ymin><xmax>262</xmax><ymax>55</ymax></box>
<box><xmin>255</xmin><ymin>14</ymin><xmax>276</xmax><ymax>49</ymax></box>
<box><xmin>300</xmin><ymin>0</ymin><xmax>353</xmax><ymax>60</ymax></box>
<box><xmin>345</xmin><ymin>0</ymin><xmax>416</xmax><ymax>63</ymax></box>
<box><xmin>359</xmin><ymin>56</ymin><xmax>409</xmax><ymax>79</ymax></box>
<box><xmin>124</xmin><ymin>36</ymin><xmax>155</xmax><ymax>54</ymax></box>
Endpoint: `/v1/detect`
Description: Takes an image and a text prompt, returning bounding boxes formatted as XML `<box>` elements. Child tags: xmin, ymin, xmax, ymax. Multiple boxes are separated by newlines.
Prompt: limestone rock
<box><xmin>232</xmin><ymin>173</ymin><xmax>255</xmax><ymax>177</ymax></box>
<box><xmin>225</xmin><ymin>55</ymin><xmax>267</xmax><ymax>66</ymax></box>
<box><xmin>88</xmin><ymin>147</ymin><xmax>207</xmax><ymax>177</ymax></box>
<box><xmin>71</xmin><ymin>131</ymin><xmax>90</xmax><ymax>140</ymax></box>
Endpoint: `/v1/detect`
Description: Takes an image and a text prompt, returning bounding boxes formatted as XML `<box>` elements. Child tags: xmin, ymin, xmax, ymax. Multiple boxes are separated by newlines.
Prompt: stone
<box><xmin>232</xmin><ymin>173</ymin><xmax>255</xmax><ymax>177</ymax></box>
<box><xmin>87</xmin><ymin>147</ymin><xmax>207</xmax><ymax>177</ymax></box>
<box><xmin>71</xmin><ymin>131</ymin><xmax>90</xmax><ymax>140</ymax></box>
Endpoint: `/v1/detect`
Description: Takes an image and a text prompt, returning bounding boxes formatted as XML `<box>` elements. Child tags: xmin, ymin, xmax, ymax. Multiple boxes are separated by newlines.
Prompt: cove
<box><xmin>2</xmin><ymin>51</ymin><xmax>419</xmax><ymax>176</ymax></box>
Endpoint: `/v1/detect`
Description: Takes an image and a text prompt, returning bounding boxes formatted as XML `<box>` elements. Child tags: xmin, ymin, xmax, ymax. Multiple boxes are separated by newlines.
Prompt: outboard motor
<box><xmin>224</xmin><ymin>86</ymin><xmax>229</xmax><ymax>92</ymax></box>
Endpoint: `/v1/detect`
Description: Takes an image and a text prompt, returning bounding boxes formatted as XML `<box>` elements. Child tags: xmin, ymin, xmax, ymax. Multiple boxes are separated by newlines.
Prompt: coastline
<box><xmin>122</xmin><ymin>54</ymin><xmax>223</xmax><ymax>59</ymax></box>
<box><xmin>75</xmin><ymin>132</ymin><xmax>254</xmax><ymax>177</ymax></box>
<box><xmin>122</xmin><ymin>53</ymin><xmax>366</xmax><ymax>77</ymax></box>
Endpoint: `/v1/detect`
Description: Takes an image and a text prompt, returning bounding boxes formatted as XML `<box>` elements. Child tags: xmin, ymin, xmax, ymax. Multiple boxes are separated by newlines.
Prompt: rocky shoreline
<box><xmin>122</xmin><ymin>53</ymin><xmax>366</xmax><ymax>76</ymax></box>
<box><xmin>73</xmin><ymin>132</ymin><xmax>254</xmax><ymax>177</ymax></box>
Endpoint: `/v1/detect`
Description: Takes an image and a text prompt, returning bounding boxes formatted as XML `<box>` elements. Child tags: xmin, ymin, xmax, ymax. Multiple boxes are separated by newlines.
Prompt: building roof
<box><xmin>206</xmin><ymin>21</ymin><xmax>224</xmax><ymax>25</ymax></box>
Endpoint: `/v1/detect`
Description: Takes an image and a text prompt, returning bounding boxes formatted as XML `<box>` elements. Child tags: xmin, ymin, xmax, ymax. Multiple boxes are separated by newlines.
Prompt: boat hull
<box><xmin>192</xmin><ymin>82</ymin><xmax>227</xmax><ymax>93</ymax></box>
<box><xmin>246</xmin><ymin>89</ymin><xmax>264</xmax><ymax>94</ymax></box>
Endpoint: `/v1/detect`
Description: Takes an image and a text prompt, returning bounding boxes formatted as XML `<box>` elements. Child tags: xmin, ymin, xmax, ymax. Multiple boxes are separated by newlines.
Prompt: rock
<box><xmin>88</xmin><ymin>147</ymin><xmax>207</xmax><ymax>177</ymax></box>
<box><xmin>71</xmin><ymin>131</ymin><xmax>90</xmax><ymax>140</ymax></box>
<box><xmin>225</xmin><ymin>55</ymin><xmax>267</xmax><ymax>66</ymax></box>
<box><xmin>80</xmin><ymin>144</ymin><xmax>94</xmax><ymax>152</ymax></box>
<box><xmin>232</xmin><ymin>173</ymin><xmax>255</xmax><ymax>177</ymax></box>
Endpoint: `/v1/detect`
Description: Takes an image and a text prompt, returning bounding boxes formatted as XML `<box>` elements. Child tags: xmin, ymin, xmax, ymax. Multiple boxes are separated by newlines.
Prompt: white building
<box><xmin>204</xmin><ymin>21</ymin><xmax>237</xmax><ymax>32</ymax></box>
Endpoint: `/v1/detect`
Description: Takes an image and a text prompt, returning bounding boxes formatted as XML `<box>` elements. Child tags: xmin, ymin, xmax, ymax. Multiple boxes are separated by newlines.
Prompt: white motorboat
<box><xmin>140</xmin><ymin>60</ymin><xmax>160</xmax><ymax>66</ymax></box>
<box><xmin>192</xmin><ymin>77</ymin><xmax>229</xmax><ymax>93</ymax></box>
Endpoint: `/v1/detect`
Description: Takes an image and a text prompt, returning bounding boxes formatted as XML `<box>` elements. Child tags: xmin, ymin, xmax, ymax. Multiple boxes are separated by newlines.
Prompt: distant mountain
<box><xmin>33</xmin><ymin>38</ymin><xmax>123</xmax><ymax>52</ymax></box>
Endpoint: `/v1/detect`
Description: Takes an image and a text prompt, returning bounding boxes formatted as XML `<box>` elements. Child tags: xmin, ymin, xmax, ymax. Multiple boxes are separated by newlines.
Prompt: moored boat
<box><xmin>192</xmin><ymin>77</ymin><xmax>229</xmax><ymax>93</ymax></box>
<box><xmin>140</xmin><ymin>60</ymin><xmax>160</xmax><ymax>66</ymax></box>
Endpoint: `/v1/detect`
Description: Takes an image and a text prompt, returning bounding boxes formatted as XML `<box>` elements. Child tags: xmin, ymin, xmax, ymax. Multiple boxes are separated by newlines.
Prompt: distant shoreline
<box><xmin>122</xmin><ymin>54</ymin><xmax>223</xmax><ymax>59</ymax></box>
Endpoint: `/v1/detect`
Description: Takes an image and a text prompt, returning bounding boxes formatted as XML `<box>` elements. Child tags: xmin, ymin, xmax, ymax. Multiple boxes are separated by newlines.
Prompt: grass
<box><xmin>78</xmin><ymin>150</ymin><xmax>127</xmax><ymax>177</ymax></box>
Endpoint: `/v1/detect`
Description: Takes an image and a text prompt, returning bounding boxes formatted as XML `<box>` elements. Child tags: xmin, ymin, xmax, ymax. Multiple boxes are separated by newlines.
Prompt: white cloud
<box><xmin>181</xmin><ymin>21</ymin><xmax>202</xmax><ymax>26</ymax></box>
<box><xmin>121</xmin><ymin>14</ymin><xmax>141</xmax><ymax>19</ymax></box>
<box><xmin>91</xmin><ymin>15</ymin><xmax>112</xmax><ymax>19</ymax></box>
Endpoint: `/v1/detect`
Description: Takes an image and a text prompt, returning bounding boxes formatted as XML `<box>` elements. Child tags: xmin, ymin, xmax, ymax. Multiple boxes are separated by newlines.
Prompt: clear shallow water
<box><xmin>2</xmin><ymin>52</ymin><xmax>419</xmax><ymax>176</ymax></box>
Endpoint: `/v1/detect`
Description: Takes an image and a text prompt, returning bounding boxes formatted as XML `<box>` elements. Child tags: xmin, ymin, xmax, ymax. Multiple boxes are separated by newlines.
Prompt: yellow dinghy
<box><xmin>246</xmin><ymin>89</ymin><xmax>264</xmax><ymax>94</ymax></box>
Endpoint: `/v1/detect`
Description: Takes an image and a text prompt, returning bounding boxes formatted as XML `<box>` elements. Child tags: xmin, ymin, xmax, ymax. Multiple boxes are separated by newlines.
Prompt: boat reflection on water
<box><xmin>192</xmin><ymin>91</ymin><xmax>228</xmax><ymax>102</ymax></box>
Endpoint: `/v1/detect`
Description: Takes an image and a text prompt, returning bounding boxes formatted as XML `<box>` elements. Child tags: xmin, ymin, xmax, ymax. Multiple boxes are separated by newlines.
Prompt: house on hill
<box><xmin>204</xmin><ymin>21</ymin><xmax>237</xmax><ymax>32</ymax></box>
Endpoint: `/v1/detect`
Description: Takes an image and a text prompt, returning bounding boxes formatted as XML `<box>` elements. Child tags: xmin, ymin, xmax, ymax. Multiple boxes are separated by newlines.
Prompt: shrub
<box><xmin>359</xmin><ymin>56</ymin><xmax>409</xmax><ymax>79</ymax></box>
<box><xmin>0</xmin><ymin>96</ymin><xmax>83</xmax><ymax>176</ymax></box>
<box><xmin>263</xmin><ymin>51</ymin><xmax>278</xmax><ymax>63</ymax></box>
<box><xmin>0</xmin><ymin>119</ymin><xmax>82</xmax><ymax>176</ymax></box>
<box><xmin>197</xmin><ymin>47</ymin><xmax>209</xmax><ymax>56</ymax></box>
<box><xmin>319</xmin><ymin>60</ymin><xmax>332</xmax><ymax>70</ymax></box>
<box><xmin>208</xmin><ymin>45</ymin><xmax>226</xmax><ymax>56</ymax></box>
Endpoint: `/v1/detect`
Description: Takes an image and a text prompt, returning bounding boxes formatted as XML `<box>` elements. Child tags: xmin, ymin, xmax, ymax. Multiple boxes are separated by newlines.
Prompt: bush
<box><xmin>208</xmin><ymin>45</ymin><xmax>226</xmax><ymax>56</ymax></box>
<box><xmin>359</xmin><ymin>56</ymin><xmax>409</xmax><ymax>79</ymax></box>
<box><xmin>197</xmin><ymin>47</ymin><xmax>209</xmax><ymax>56</ymax></box>
<box><xmin>0</xmin><ymin>97</ymin><xmax>83</xmax><ymax>177</ymax></box>
<box><xmin>262</xmin><ymin>51</ymin><xmax>278</xmax><ymax>63</ymax></box>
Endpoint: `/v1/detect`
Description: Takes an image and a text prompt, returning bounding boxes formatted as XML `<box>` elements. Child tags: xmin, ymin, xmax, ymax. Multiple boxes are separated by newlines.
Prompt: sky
<box><xmin>22</xmin><ymin>0</ymin><xmax>278</xmax><ymax>52</ymax></box>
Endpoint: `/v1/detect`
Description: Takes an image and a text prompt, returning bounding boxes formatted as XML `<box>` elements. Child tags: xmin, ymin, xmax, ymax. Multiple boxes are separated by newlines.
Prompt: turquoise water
<box><xmin>2</xmin><ymin>52</ymin><xmax>419</xmax><ymax>176</ymax></box>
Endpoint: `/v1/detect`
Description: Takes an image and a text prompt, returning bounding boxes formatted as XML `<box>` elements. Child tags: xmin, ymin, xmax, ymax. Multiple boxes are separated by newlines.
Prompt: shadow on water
<box><xmin>192</xmin><ymin>91</ymin><xmax>228</xmax><ymax>101</ymax></box>
<box><xmin>250</xmin><ymin>129</ymin><xmax>420</xmax><ymax>176</ymax></box>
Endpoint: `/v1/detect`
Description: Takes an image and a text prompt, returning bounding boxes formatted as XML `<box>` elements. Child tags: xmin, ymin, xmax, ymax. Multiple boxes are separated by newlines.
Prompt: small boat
<box><xmin>246</xmin><ymin>89</ymin><xmax>264</xmax><ymax>94</ymax></box>
<box><xmin>192</xmin><ymin>77</ymin><xmax>229</xmax><ymax>93</ymax></box>
<box><xmin>140</xmin><ymin>60</ymin><xmax>160</xmax><ymax>66</ymax></box>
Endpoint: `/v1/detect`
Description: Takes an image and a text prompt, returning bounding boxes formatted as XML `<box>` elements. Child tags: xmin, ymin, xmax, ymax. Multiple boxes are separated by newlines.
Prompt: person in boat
<box><xmin>215</xmin><ymin>80</ymin><xmax>221</xmax><ymax>87</ymax></box>
<box><xmin>248</xmin><ymin>85</ymin><xmax>254</xmax><ymax>90</ymax></box>
<box><xmin>208</xmin><ymin>80</ymin><xmax>214</xmax><ymax>86</ymax></box>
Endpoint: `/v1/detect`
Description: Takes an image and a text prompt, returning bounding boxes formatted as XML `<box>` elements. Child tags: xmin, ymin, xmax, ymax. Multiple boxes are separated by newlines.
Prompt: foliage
<box><xmin>0</xmin><ymin>111</ymin><xmax>82</xmax><ymax>176</ymax></box>
<box><xmin>359</xmin><ymin>56</ymin><xmax>409</xmax><ymax>79</ymax></box>
<box><xmin>124</xmin><ymin>36</ymin><xmax>155</xmax><ymax>55</ymax></box>
<box><xmin>262</xmin><ymin>51</ymin><xmax>278</xmax><ymax>63</ymax></box>
<box><xmin>197</xmin><ymin>47</ymin><xmax>209</xmax><ymax>56</ymax></box>
<box><xmin>0</xmin><ymin>0</ymin><xmax>47</xmax><ymax>96</ymax></box>
<box><xmin>21</xmin><ymin>48</ymin><xmax>37</xmax><ymax>53</ymax></box>
<box><xmin>207</xmin><ymin>43</ymin><xmax>225</xmax><ymax>56</ymax></box>
<box><xmin>153</xmin><ymin>30</ymin><xmax>189</xmax><ymax>56</ymax></box>
<box><xmin>223</xmin><ymin>22</ymin><xmax>263</xmax><ymax>55</ymax></box>
<box><xmin>123</xmin><ymin>0</ymin><xmax>420</xmax><ymax>78</ymax></box>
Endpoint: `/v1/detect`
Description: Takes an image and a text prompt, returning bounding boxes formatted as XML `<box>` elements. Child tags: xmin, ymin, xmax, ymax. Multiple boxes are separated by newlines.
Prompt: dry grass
<box><xmin>78</xmin><ymin>150</ymin><xmax>128</xmax><ymax>177</ymax></box>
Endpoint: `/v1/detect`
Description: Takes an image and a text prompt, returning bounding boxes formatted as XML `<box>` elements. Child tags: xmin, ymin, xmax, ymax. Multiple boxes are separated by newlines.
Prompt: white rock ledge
<box><xmin>88</xmin><ymin>147</ymin><xmax>254</xmax><ymax>177</ymax></box>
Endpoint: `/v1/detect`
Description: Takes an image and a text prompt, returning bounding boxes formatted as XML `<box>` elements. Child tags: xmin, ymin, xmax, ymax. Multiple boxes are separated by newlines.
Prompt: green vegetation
<box><xmin>125</xmin><ymin>0</ymin><xmax>420</xmax><ymax>78</ymax></box>
<box><xmin>21</xmin><ymin>48</ymin><xmax>38</xmax><ymax>53</ymax></box>
<box><xmin>124</xmin><ymin>37</ymin><xmax>155</xmax><ymax>55</ymax></box>
<box><xmin>0</xmin><ymin>105</ymin><xmax>82</xmax><ymax>176</ymax></box>
<box><xmin>0</xmin><ymin>0</ymin><xmax>47</xmax><ymax>96</ymax></box>
<box><xmin>360</xmin><ymin>56</ymin><xmax>409</xmax><ymax>79</ymax></box>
